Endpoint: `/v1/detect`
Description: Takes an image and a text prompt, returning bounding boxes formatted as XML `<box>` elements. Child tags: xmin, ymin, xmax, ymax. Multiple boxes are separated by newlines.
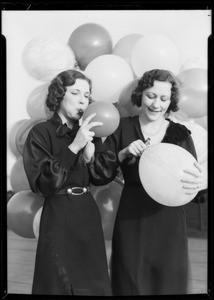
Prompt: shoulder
<box><xmin>28</xmin><ymin>119</ymin><xmax>57</xmax><ymax>142</ymax></box>
<box><xmin>166</xmin><ymin>118</ymin><xmax>192</xmax><ymax>141</ymax></box>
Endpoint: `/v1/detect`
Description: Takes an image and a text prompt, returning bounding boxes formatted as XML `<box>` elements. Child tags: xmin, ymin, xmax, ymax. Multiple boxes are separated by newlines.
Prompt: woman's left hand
<box><xmin>181</xmin><ymin>161</ymin><xmax>207</xmax><ymax>195</ymax></box>
<box><xmin>83</xmin><ymin>141</ymin><xmax>95</xmax><ymax>164</ymax></box>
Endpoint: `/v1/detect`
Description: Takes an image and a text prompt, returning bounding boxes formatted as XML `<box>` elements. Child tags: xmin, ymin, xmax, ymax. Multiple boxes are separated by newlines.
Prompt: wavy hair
<box><xmin>131</xmin><ymin>69</ymin><xmax>181</xmax><ymax>113</ymax></box>
<box><xmin>46</xmin><ymin>70</ymin><xmax>93</xmax><ymax>111</ymax></box>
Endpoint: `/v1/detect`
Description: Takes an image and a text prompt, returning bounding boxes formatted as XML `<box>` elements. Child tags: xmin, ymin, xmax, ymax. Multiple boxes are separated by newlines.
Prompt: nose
<box><xmin>79</xmin><ymin>94</ymin><xmax>87</xmax><ymax>105</ymax></box>
<box><xmin>152</xmin><ymin>97</ymin><xmax>161</xmax><ymax>108</ymax></box>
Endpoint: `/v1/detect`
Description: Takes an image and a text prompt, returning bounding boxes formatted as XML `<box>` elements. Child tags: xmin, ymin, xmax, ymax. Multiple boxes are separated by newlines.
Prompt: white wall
<box><xmin>2</xmin><ymin>10</ymin><xmax>211</xmax><ymax>188</ymax></box>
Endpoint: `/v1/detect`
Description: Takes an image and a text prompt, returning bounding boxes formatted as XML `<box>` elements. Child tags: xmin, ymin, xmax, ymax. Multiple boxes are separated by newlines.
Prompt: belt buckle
<box><xmin>67</xmin><ymin>187</ymin><xmax>88</xmax><ymax>195</ymax></box>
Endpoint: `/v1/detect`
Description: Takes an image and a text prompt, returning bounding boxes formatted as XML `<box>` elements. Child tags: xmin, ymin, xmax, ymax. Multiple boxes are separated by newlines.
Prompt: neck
<box><xmin>57</xmin><ymin>112</ymin><xmax>74</xmax><ymax>129</ymax></box>
<box><xmin>139</xmin><ymin>115</ymin><xmax>165</xmax><ymax>128</ymax></box>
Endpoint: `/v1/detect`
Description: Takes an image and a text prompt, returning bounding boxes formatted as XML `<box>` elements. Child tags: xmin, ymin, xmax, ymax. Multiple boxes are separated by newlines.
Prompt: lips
<box><xmin>148</xmin><ymin>108</ymin><xmax>161</xmax><ymax>113</ymax></box>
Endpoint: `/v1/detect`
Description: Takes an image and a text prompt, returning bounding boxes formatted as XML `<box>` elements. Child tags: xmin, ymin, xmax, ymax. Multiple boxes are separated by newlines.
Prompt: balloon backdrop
<box><xmin>83</xmin><ymin>101</ymin><xmax>120</xmax><ymax>137</ymax></box>
<box><xmin>26</xmin><ymin>83</ymin><xmax>52</xmax><ymax>119</ymax></box>
<box><xmin>177</xmin><ymin>68</ymin><xmax>207</xmax><ymax>118</ymax></box>
<box><xmin>10</xmin><ymin>157</ymin><xmax>30</xmax><ymax>193</ymax></box>
<box><xmin>15</xmin><ymin>118</ymin><xmax>46</xmax><ymax>155</ymax></box>
<box><xmin>178</xmin><ymin>68</ymin><xmax>207</xmax><ymax>94</ymax></box>
<box><xmin>131</xmin><ymin>33</ymin><xmax>179</xmax><ymax>77</ymax></box>
<box><xmin>117</xmin><ymin>78</ymin><xmax>143</xmax><ymax>117</ymax></box>
<box><xmin>68</xmin><ymin>23</ymin><xmax>112</xmax><ymax>71</ymax></box>
<box><xmin>112</xmin><ymin>33</ymin><xmax>142</xmax><ymax>65</ymax></box>
<box><xmin>22</xmin><ymin>35</ymin><xmax>77</xmax><ymax>81</ymax></box>
<box><xmin>8</xmin><ymin>119</ymin><xmax>27</xmax><ymax>158</ymax></box>
<box><xmin>194</xmin><ymin>116</ymin><xmax>207</xmax><ymax>130</ymax></box>
<box><xmin>7</xmin><ymin>190</ymin><xmax>44</xmax><ymax>238</ymax></box>
<box><xmin>139</xmin><ymin>143</ymin><xmax>198</xmax><ymax>207</ymax></box>
<box><xmin>33</xmin><ymin>206</ymin><xmax>43</xmax><ymax>239</ymax></box>
<box><xmin>85</xmin><ymin>54</ymin><xmax>134</xmax><ymax>103</ymax></box>
<box><xmin>91</xmin><ymin>177</ymin><xmax>123</xmax><ymax>240</ymax></box>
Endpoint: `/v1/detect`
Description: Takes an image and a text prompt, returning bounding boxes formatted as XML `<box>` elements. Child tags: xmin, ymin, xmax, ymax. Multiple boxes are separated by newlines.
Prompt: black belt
<box><xmin>57</xmin><ymin>186</ymin><xmax>90</xmax><ymax>196</ymax></box>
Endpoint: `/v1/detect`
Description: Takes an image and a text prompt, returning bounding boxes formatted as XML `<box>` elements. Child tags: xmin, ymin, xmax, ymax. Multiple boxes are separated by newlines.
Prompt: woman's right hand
<box><xmin>69</xmin><ymin>113</ymin><xmax>103</xmax><ymax>154</ymax></box>
<box><xmin>118</xmin><ymin>139</ymin><xmax>148</xmax><ymax>162</ymax></box>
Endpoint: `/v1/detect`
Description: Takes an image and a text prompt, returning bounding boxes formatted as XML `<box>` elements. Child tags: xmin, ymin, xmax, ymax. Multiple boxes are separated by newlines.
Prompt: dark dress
<box><xmin>93</xmin><ymin>116</ymin><xmax>199</xmax><ymax>296</ymax></box>
<box><xmin>23</xmin><ymin>112</ymin><xmax>114</xmax><ymax>296</ymax></box>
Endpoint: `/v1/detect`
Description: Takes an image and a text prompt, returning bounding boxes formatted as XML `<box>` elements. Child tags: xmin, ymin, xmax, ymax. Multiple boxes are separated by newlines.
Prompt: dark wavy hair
<box><xmin>46</xmin><ymin>70</ymin><xmax>93</xmax><ymax>111</ymax></box>
<box><xmin>131</xmin><ymin>69</ymin><xmax>181</xmax><ymax>113</ymax></box>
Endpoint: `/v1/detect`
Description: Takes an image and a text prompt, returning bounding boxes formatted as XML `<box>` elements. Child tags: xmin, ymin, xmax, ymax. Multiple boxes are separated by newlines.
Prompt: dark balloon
<box><xmin>7</xmin><ymin>190</ymin><xmax>44</xmax><ymax>238</ymax></box>
<box><xmin>68</xmin><ymin>23</ymin><xmax>112</xmax><ymax>70</ymax></box>
<box><xmin>91</xmin><ymin>178</ymin><xmax>123</xmax><ymax>240</ymax></box>
<box><xmin>83</xmin><ymin>101</ymin><xmax>120</xmax><ymax>137</ymax></box>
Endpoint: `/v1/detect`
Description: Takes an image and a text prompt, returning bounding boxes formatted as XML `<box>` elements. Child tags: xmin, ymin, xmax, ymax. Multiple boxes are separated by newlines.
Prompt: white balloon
<box><xmin>22</xmin><ymin>35</ymin><xmax>77</xmax><ymax>81</ymax></box>
<box><xmin>131</xmin><ymin>34</ymin><xmax>179</xmax><ymax>77</ymax></box>
<box><xmin>85</xmin><ymin>54</ymin><xmax>134</xmax><ymax>103</ymax></box>
<box><xmin>139</xmin><ymin>143</ymin><xmax>198</xmax><ymax>207</ymax></box>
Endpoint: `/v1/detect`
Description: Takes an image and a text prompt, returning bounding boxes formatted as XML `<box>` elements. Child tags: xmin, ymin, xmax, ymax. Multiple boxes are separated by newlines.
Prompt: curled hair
<box><xmin>46</xmin><ymin>70</ymin><xmax>93</xmax><ymax>111</ymax></box>
<box><xmin>131</xmin><ymin>69</ymin><xmax>181</xmax><ymax>113</ymax></box>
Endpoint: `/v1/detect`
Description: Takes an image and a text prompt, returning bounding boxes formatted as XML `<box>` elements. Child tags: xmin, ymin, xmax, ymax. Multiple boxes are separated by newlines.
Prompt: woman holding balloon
<box><xmin>92</xmin><ymin>69</ymin><xmax>207</xmax><ymax>295</ymax></box>
<box><xmin>23</xmin><ymin>69</ymin><xmax>115</xmax><ymax>296</ymax></box>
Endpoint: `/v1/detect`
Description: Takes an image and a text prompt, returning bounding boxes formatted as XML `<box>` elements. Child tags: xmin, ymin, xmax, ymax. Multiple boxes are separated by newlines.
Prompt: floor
<box><xmin>6</xmin><ymin>228</ymin><xmax>208</xmax><ymax>296</ymax></box>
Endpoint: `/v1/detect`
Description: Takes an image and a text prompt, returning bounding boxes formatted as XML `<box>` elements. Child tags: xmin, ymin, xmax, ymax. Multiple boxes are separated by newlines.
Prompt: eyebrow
<box><xmin>70</xmin><ymin>88</ymin><xmax>90</xmax><ymax>94</ymax></box>
<box><xmin>146</xmin><ymin>92</ymin><xmax>170</xmax><ymax>97</ymax></box>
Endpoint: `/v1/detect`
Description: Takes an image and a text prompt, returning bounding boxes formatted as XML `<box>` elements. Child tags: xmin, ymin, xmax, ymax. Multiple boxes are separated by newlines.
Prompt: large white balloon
<box><xmin>85</xmin><ymin>54</ymin><xmax>134</xmax><ymax>103</ymax></box>
<box><xmin>131</xmin><ymin>34</ymin><xmax>179</xmax><ymax>77</ymax></box>
<box><xmin>22</xmin><ymin>36</ymin><xmax>77</xmax><ymax>81</ymax></box>
<box><xmin>139</xmin><ymin>143</ymin><xmax>198</xmax><ymax>207</ymax></box>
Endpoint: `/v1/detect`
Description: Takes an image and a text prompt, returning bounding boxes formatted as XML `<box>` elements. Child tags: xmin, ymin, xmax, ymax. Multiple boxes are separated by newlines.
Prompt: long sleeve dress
<box><xmin>23</xmin><ymin>112</ymin><xmax>115</xmax><ymax>296</ymax></box>
<box><xmin>91</xmin><ymin>115</ymin><xmax>206</xmax><ymax>296</ymax></box>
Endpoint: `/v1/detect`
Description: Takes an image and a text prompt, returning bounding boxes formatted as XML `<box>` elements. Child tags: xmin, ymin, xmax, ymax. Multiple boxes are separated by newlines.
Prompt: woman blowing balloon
<box><xmin>89</xmin><ymin>69</ymin><xmax>207</xmax><ymax>295</ymax></box>
<box><xmin>23</xmin><ymin>70</ymin><xmax>115</xmax><ymax>296</ymax></box>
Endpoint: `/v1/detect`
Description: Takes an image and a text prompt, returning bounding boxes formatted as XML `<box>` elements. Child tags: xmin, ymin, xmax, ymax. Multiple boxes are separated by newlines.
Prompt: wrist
<box><xmin>68</xmin><ymin>143</ymin><xmax>80</xmax><ymax>154</ymax></box>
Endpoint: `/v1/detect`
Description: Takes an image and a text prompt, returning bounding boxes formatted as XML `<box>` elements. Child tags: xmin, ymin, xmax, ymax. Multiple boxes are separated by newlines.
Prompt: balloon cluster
<box><xmin>8</xmin><ymin>22</ymin><xmax>207</xmax><ymax>239</ymax></box>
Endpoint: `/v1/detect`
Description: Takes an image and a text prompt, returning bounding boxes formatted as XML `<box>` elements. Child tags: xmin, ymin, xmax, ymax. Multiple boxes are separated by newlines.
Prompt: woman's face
<box><xmin>140</xmin><ymin>80</ymin><xmax>171</xmax><ymax>122</ymax></box>
<box><xmin>58</xmin><ymin>78</ymin><xmax>90</xmax><ymax>121</ymax></box>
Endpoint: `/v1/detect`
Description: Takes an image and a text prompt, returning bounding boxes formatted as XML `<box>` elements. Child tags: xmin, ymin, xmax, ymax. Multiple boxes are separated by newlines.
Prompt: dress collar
<box><xmin>48</xmin><ymin>112</ymin><xmax>80</xmax><ymax>137</ymax></box>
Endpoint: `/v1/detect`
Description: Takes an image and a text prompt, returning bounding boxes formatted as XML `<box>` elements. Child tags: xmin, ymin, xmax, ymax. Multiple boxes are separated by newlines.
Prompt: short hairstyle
<box><xmin>131</xmin><ymin>69</ymin><xmax>180</xmax><ymax>113</ymax></box>
<box><xmin>46</xmin><ymin>69</ymin><xmax>93</xmax><ymax>111</ymax></box>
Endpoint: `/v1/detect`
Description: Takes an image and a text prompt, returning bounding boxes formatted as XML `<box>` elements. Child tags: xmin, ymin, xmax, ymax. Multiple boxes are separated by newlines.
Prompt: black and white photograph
<box><xmin>1</xmin><ymin>4</ymin><xmax>212</xmax><ymax>298</ymax></box>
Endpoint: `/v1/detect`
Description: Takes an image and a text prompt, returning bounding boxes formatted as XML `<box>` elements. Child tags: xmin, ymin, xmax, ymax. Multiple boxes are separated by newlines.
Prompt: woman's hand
<box><xmin>181</xmin><ymin>161</ymin><xmax>207</xmax><ymax>195</ymax></box>
<box><xmin>118</xmin><ymin>139</ymin><xmax>148</xmax><ymax>162</ymax></box>
<box><xmin>83</xmin><ymin>141</ymin><xmax>95</xmax><ymax>164</ymax></box>
<box><xmin>68</xmin><ymin>113</ymin><xmax>103</xmax><ymax>154</ymax></box>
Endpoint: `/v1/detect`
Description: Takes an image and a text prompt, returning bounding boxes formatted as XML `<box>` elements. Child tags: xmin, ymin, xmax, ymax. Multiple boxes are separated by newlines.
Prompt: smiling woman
<box><xmin>91</xmin><ymin>69</ymin><xmax>208</xmax><ymax>296</ymax></box>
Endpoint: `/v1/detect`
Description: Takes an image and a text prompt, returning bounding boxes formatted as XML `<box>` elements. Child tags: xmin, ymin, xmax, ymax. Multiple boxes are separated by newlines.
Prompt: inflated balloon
<box><xmin>83</xmin><ymin>101</ymin><xmax>120</xmax><ymax>137</ymax></box>
<box><xmin>117</xmin><ymin>78</ymin><xmax>143</xmax><ymax>117</ymax></box>
<box><xmin>85</xmin><ymin>54</ymin><xmax>134</xmax><ymax>103</ymax></box>
<box><xmin>33</xmin><ymin>206</ymin><xmax>43</xmax><ymax>239</ymax></box>
<box><xmin>26</xmin><ymin>84</ymin><xmax>52</xmax><ymax>119</ymax></box>
<box><xmin>8</xmin><ymin>119</ymin><xmax>27</xmax><ymax>158</ymax></box>
<box><xmin>179</xmin><ymin>57</ymin><xmax>207</xmax><ymax>72</ymax></box>
<box><xmin>10</xmin><ymin>157</ymin><xmax>30</xmax><ymax>193</ymax></box>
<box><xmin>179</xmin><ymin>87</ymin><xmax>207</xmax><ymax>118</ymax></box>
<box><xmin>91</xmin><ymin>177</ymin><xmax>123</xmax><ymax>240</ymax></box>
<box><xmin>113</xmin><ymin>34</ymin><xmax>142</xmax><ymax>65</ymax></box>
<box><xmin>194</xmin><ymin>116</ymin><xmax>207</xmax><ymax>130</ymax></box>
<box><xmin>131</xmin><ymin>34</ymin><xmax>179</xmax><ymax>77</ymax></box>
<box><xmin>68</xmin><ymin>23</ymin><xmax>112</xmax><ymax>71</ymax></box>
<box><xmin>139</xmin><ymin>143</ymin><xmax>198</xmax><ymax>207</ymax></box>
<box><xmin>7</xmin><ymin>190</ymin><xmax>44</xmax><ymax>238</ymax></box>
<box><xmin>178</xmin><ymin>121</ymin><xmax>207</xmax><ymax>170</ymax></box>
<box><xmin>16</xmin><ymin>118</ymin><xmax>46</xmax><ymax>155</ymax></box>
<box><xmin>177</xmin><ymin>68</ymin><xmax>207</xmax><ymax>118</ymax></box>
<box><xmin>177</xmin><ymin>68</ymin><xmax>207</xmax><ymax>94</ymax></box>
<box><xmin>22</xmin><ymin>35</ymin><xmax>77</xmax><ymax>81</ymax></box>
